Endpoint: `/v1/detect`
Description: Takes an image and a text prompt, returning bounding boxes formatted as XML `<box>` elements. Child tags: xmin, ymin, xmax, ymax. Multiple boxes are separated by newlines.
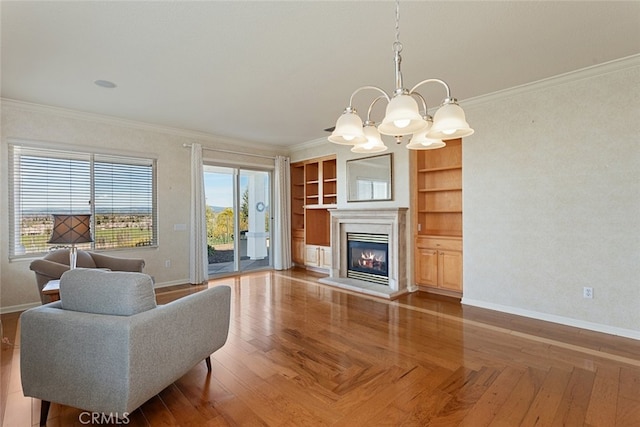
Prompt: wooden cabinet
<box><xmin>413</xmin><ymin>139</ymin><xmax>463</xmax><ymax>296</ymax></box>
<box><xmin>292</xmin><ymin>229</ymin><xmax>305</xmax><ymax>265</ymax></box>
<box><xmin>415</xmin><ymin>237</ymin><xmax>462</xmax><ymax>293</ymax></box>
<box><xmin>304</xmin><ymin>245</ymin><xmax>332</xmax><ymax>270</ymax></box>
<box><xmin>290</xmin><ymin>155</ymin><xmax>336</xmax><ymax>271</ymax></box>
<box><xmin>320</xmin><ymin>246</ymin><xmax>332</xmax><ymax>270</ymax></box>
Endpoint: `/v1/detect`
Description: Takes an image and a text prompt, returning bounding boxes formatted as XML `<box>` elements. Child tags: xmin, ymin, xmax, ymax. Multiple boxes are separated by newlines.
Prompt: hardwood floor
<box><xmin>2</xmin><ymin>268</ymin><xmax>640</xmax><ymax>426</ymax></box>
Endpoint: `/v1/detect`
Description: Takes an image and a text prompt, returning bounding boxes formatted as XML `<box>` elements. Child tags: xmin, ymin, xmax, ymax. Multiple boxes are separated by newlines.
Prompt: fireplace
<box><xmin>319</xmin><ymin>208</ymin><xmax>410</xmax><ymax>299</ymax></box>
<box><xmin>347</xmin><ymin>233</ymin><xmax>389</xmax><ymax>285</ymax></box>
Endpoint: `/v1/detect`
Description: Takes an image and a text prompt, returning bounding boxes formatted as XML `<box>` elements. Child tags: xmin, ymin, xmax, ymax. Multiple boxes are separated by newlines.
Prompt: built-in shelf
<box><xmin>418</xmin><ymin>187</ymin><xmax>461</xmax><ymax>193</ymax></box>
<box><xmin>418</xmin><ymin>165</ymin><xmax>462</xmax><ymax>173</ymax></box>
<box><xmin>291</xmin><ymin>155</ymin><xmax>337</xmax><ymax>268</ymax></box>
<box><xmin>414</xmin><ymin>138</ymin><xmax>464</xmax><ymax>297</ymax></box>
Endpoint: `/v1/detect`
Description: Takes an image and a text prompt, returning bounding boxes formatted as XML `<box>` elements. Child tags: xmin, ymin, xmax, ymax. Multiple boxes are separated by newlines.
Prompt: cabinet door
<box><xmin>320</xmin><ymin>247</ymin><xmax>332</xmax><ymax>270</ymax></box>
<box><xmin>305</xmin><ymin>245</ymin><xmax>320</xmax><ymax>267</ymax></box>
<box><xmin>292</xmin><ymin>237</ymin><xmax>305</xmax><ymax>264</ymax></box>
<box><xmin>415</xmin><ymin>248</ymin><xmax>438</xmax><ymax>287</ymax></box>
<box><xmin>439</xmin><ymin>250</ymin><xmax>462</xmax><ymax>291</ymax></box>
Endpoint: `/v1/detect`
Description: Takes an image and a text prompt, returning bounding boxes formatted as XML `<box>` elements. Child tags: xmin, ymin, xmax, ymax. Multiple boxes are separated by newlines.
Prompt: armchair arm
<box><xmin>125</xmin><ymin>285</ymin><xmax>231</xmax><ymax>408</ymax></box>
<box><xmin>89</xmin><ymin>252</ymin><xmax>145</xmax><ymax>272</ymax></box>
<box><xmin>29</xmin><ymin>259</ymin><xmax>70</xmax><ymax>281</ymax></box>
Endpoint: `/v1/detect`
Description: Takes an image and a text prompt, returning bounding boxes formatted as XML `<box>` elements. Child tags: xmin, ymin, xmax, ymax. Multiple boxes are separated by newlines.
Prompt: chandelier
<box><xmin>328</xmin><ymin>0</ymin><xmax>474</xmax><ymax>153</ymax></box>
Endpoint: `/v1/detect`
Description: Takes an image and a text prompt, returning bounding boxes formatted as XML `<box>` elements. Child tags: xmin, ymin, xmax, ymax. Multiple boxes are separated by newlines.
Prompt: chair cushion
<box><xmin>59</xmin><ymin>269</ymin><xmax>157</xmax><ymax>316</ymax></box>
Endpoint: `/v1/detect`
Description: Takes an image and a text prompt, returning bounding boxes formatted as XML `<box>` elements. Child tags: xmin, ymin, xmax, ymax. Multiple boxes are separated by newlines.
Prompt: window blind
<box><xmin>8</xmin><ymin>144</ymin><xmax>157</xmax><ymax>258</ymax></box>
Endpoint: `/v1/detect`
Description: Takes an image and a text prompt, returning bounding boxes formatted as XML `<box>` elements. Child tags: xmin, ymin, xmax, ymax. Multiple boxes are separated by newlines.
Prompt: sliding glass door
<box><xmin>204</xmin><ymin>165</ymin><xmax>270</xmax><ymax>275</ymax></box>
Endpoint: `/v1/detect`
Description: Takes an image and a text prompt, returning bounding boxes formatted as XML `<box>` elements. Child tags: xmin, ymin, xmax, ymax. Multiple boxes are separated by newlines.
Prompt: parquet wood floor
<box><xmin>2</xmin><ymin>268</ymin><xmax>639</xmax><ymax>426</ymax></box>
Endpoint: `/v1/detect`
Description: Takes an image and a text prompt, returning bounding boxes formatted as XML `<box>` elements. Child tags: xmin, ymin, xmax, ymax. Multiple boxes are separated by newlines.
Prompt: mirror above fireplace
<box><xmin>346</xmin><ymin>153</ymin><xmax>393</xmax><ymax>202</ymax></box>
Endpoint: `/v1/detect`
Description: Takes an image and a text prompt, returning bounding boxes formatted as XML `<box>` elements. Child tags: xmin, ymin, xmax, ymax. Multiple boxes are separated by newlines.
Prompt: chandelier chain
<box><xmin>393</xmin><ymin>0</ymin><xmax>402</xmax><ymax>52</ymax></box>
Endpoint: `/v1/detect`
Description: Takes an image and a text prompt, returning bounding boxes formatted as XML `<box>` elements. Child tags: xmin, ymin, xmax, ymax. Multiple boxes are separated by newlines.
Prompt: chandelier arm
<box><xmin>409</xmin><ymin>79</ymin><xmax>452</xmax><ymax>101</ymax></box>
<box><xmin>348</xmin><ymin>86</ymin><xmax>391</xmax><ymax>108</ymax></box>
<box><xmin>410</xmin><ymin>92</ymin><xmax>428</xmax><ymax>116</ymax></box>
<box><xmin>365</xmin><ymin>96</ymin><xmax>388</xmax><ymax>122</ymax></box>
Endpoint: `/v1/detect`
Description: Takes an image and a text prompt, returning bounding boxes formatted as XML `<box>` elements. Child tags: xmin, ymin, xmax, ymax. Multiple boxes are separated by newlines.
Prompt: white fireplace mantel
<box><xmin>319</xmin><ymin>208</ymin><xmax>410</xmax><ymax>299</ymax></box>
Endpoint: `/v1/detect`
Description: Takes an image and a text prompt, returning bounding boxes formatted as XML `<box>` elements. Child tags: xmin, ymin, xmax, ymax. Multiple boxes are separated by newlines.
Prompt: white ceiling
<box><xmin>2</xmin><ymin>1</ymin><xmax>639</xmax><ymax>148</ymax></box>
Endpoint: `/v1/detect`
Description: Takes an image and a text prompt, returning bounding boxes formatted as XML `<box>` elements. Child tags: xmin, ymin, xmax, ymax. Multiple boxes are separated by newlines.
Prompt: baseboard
<box><xmin>417</xmin><ymin>285</ymin><xmax>462</xmax><ymax>300</ymax></box>
<box><xmin>1</xmin><ymin>279</ymin><xmax>210</xmax><ymax>314</ymax></box>
<box><xmin>0</xmin><ymin>302</ymin><xmax>41</xmax><ymax>314</ymax></box>
<box><xmin>462</xmin><ymin>297</ymin><xmax>640</xmax><ymax>341</ymax></box>
<box><xmin>153</xmin><ymin>279</ymin><xmax>191</xmax><ymax>289</ymax></box>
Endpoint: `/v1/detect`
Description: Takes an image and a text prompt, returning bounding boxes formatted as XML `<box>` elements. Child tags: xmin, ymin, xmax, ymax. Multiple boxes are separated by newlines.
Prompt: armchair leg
<box><xmin>40</xmin><ymin>400</ymin><xmax>51</xmax><ymax>426</ymax></box>
<box><xmin>205</xmin><ymin>356</ymin><xmax>212</xmax><ymax>372</ymax></box>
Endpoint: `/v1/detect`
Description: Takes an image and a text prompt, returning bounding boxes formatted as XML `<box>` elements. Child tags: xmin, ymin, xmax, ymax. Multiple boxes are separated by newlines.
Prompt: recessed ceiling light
<box><xmin>94</xmin><ymin>80</ymin><xmax>117</xmax><ymax>88</ymax></box>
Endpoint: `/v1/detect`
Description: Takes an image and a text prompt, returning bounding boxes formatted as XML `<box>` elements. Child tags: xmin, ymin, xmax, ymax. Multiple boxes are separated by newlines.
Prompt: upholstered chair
<box><xmin>20</xmin><ymin>269</ymin><xmax>231</xmax><ymax>426</ymax></box>
<box><xmin>29</xmin><ymin>249</ymin><xmax>145</xmax><ymax>303</ymax></box>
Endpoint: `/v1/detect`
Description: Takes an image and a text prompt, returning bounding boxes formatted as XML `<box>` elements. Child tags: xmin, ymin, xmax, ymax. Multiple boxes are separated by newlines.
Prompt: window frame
<box><xmin>8</xmin><ymin>140</ymin><xmax>158</xmax><ymax>259</ymax></box>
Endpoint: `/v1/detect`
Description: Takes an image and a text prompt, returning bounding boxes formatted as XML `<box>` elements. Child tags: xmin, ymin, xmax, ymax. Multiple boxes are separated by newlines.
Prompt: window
<box><xmin>8</xmin><ymin>143</ymin><xmax>157</xmax><ymax>258</ymax></box>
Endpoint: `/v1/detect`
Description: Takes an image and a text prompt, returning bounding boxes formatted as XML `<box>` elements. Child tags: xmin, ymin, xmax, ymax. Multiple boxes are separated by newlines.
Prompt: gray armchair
<box><xmin>30</xmin><ymin>249</ymin><xmax>145</xmax><ymax>303</ymax></box>
<box><xmin>20</xmin><ymin>269</ymin><xmax>231</xmax><ymax>426</ymax></box>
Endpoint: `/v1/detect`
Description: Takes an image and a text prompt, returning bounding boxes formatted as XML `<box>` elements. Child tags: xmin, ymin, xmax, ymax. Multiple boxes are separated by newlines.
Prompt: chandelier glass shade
<box><xmin>427</xmin><ymin>100</ymin><xmax>474</xmax><ymax>139</ymax></box>
<box><xmin>377</xmin><ymin>94</ymin><xmax>426</xmax><ymax>136</ymax></box>
<box><xmin>351</xmin><ymin>124</ymin><xmax>388</xmax><ymax>153</ymax></box>
<box><xmin>406</xmin><ymin>116</ymin><xmax>447</xmax><ymax>150</ymax></box>
<box><xmin>328</xmin><ymin>0</ymin><xmax>473</xmax><ymax>151</ymax></box>
<box><xmin>328</xmin><ymin>108</ymin><xmax>366</xmax><ymax>145</ymax></box>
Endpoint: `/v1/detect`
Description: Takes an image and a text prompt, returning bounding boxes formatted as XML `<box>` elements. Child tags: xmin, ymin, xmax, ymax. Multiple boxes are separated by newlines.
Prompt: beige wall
<box><xmin>0</xmin><ymin>101</ymin><xmax>285</xmax><ymax>311</ymax></box>
<box><xmin>462</xmin><ymin>57</ymin><xmax>640</xmax><ymax>338</ymax></box>
<box><xmin>3</xmin><ymin>56</ymin><xmax>639</xmax><ymax>339</ymax></box>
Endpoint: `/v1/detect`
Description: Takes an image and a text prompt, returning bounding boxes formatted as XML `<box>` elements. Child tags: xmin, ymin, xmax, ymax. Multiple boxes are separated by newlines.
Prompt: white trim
<box><xmin>182</xmin><ymin>143</ymin><xmax>276</xmax><ymax>160</ymax></box>
<box><xmin>288</xmin><ymin>136</ymin><xmax>329</xmax><ymax>154</ymax></box>
<box><xmin>460</xmin><ymin>53</ymin><xmax>640</xmax><ymax>109</ymax></box>
<box><xmin>153</xmin><ymin>279</ymin><xmax>191</xmax><ymax>289</ymax></box>
<box><xmin>462</xmin><ymin>297</ymin><xmax>640</xmax><ymax>341</ymax></box>
<box><xmin>0</xmin><ymin>98</ymin><xmax>290</xmax><ymax>156</ymax></box>
<box><xmin>0</xmin><ymin>302</ymin><xmax>40</xmax><ymax>314</ymax></box>
<box><xmin>7</xmin><ymin>136</ymin><xmax>159</xmax><ymax>161</ymax></box>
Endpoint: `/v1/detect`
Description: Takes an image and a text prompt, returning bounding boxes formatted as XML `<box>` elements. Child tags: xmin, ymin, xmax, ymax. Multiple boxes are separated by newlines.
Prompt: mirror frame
<box><xmin>346</xmin><ymin>153</ymin><xmax>393</xmax><ymax>202</ymax></box>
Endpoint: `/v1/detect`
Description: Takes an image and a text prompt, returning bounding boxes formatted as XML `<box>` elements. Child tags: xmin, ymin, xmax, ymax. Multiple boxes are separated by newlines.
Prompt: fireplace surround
<box><xmin>319</xmin><ymin>208</ymin><xmax>409</xmax><ymax>299</ymax></box>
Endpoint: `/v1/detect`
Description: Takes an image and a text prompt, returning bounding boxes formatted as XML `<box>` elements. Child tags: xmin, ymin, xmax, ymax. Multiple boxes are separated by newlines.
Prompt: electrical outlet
<box><xmin>164</xmin><ymin>260</ymin><xmax>171</xmax><ymax>268</ymax></box>
<box><xmin>583</xmin><ymin>287</ymin><xmax>593</xmax><ymax>299</ymax></box>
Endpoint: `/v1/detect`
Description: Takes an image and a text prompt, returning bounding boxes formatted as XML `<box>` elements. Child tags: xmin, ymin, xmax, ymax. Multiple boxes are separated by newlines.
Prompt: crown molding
<box><xmin>288</xmin><ymin>136</ymin><xmax>330</xmax><ymax>154</ymax></box>
<box><xmin>460</xmin><ymin>53</ymin><xmax>640</xmax><ymax>109</ymax></box>
<box><xmin>0</xmin><ymin>98</ymin><xmax>289</xmax><ymax>156</ymax></box>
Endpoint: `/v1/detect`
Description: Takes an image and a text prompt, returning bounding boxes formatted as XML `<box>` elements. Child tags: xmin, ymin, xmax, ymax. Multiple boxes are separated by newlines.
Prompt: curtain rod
<box><xmin>182</xmin><ymin>143</ymin><xmax>277</xmax><ymax>160</ymax></box>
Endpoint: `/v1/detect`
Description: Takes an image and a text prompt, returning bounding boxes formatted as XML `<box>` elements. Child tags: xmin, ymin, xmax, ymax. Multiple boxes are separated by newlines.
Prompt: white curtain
<box><xmin>189</xmin><ymin>143</ymin><xmax>208</xmax><ymax>284</ymax></box>
<box><xmin>273</xmin><ymin>155</ymin><xmax>292</xmax><ymax>270</ymax></box>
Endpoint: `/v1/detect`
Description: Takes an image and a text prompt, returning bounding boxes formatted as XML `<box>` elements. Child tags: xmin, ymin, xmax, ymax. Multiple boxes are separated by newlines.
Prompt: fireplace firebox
<box><xmin>347</xmin><ymin>233</ymin><xmax>389</xmax><ymax>285</ymax></box>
